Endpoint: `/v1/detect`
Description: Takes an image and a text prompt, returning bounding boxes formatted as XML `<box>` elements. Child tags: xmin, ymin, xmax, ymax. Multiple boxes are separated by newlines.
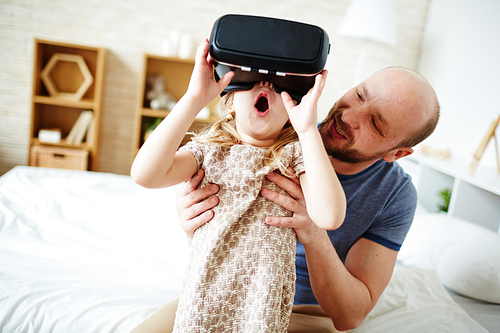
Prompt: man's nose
<box><xmin>341</xmin><ymin>107</ymin><xmax>361</xmax><ymax>129</ymax></box>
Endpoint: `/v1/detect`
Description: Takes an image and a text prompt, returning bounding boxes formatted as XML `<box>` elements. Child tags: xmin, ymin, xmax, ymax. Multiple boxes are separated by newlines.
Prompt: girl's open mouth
<box><xmin>254</xmin><ymin>92</ymin><xmax>270</xmax><ymax>116</ymax></box>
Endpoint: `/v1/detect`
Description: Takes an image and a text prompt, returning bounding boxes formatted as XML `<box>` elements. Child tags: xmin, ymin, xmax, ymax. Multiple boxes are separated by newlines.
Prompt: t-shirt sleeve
<box><xmin>362</xmin><ymin>179</ymin><xmax>417</xmax><ymax>251</ymax></box>
<box><xmin>179</xmin><ymin>140</ymin><xmax>205</xmax><ymax>171</ymax></box>
<box><xmin>289</xmin><ymin>141</ymin><xmax>305</xmax><ymax>175</ymax></box>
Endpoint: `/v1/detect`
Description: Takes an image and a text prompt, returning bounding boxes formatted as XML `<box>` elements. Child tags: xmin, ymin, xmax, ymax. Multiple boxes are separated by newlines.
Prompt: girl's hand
<box><xmin>281</xmin><ymin>70</ymin><xmax>328</xmax><ymax>135</ymax></box>
<box><xmin>185</xmin><ymin>39</ymin><xmax>234</xmax><ymax>109</ymax></box>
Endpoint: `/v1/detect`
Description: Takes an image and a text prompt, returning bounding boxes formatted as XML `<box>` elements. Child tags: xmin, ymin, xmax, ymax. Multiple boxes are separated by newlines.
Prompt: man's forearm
<box><xmin>303</xmin><ymin>234</ymin><xmax>373</xmax><ymax>331</ymax></box>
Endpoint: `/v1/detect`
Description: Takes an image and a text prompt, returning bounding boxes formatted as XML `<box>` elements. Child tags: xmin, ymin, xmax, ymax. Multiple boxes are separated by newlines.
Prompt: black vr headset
<box><xmin>209</xmin><ymin>14</ymin><xmax>330</xmax><ymax>102</ymax></box>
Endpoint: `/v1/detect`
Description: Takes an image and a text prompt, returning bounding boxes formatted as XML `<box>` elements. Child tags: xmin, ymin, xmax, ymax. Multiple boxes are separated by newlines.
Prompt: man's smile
<box><xmin>329</xmin><ymin>118</ymin><xmax>348</xmax><ymax>140</ymax></box>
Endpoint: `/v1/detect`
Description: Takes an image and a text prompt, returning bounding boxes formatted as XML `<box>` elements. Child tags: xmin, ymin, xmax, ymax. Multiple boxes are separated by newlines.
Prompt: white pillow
<box><xmin>398</xmin><ymin>213</ymin><xmax>500</xmax><ymax>304</ymax></box>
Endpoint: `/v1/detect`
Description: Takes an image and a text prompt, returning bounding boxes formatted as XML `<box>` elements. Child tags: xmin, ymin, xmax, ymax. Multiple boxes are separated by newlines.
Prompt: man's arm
<box><xmin>176</xmin><ymin>169</ymin><xmax>397</xmax><ymax>331</ymax></box>
<box><xmin>261</xmin><ymin>171</ymin><xmax>397</xmax><ymax>331</ymax></box>
<box><xmin>303</xmin><ymin>235</ymin><xmax>397</xmax><ymax>330</ymax></box>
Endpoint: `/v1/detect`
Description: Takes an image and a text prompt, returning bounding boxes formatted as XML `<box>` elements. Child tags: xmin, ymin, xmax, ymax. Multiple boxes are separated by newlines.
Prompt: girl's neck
<box><xmin>237</xmin><ymin>131</ymin><xmax>277</xmax><ymax>149</ymax></box>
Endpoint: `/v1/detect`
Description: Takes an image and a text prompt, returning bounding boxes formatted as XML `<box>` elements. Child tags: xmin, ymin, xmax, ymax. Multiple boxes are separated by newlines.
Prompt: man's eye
<box><xmin>371</xmin><ymin>118</ymin><xmax>380</xmax><ymax>133</ymax></box>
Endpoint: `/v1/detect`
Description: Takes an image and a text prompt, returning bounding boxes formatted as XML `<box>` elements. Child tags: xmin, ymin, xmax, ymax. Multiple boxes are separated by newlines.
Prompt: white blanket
<box><xmin>0</xmin><ymin>167</ymin><xmax>189</xmax><ymax>332</ymax></box>
<box><xmin>0</xmin><ymin>166</ymin><xmax>489</xmax><ymax>332</ymax></box>
<box><xmin>353</xmin><ymin>267</ymin><xmax>488</xmax><ymax>333</ymax></box>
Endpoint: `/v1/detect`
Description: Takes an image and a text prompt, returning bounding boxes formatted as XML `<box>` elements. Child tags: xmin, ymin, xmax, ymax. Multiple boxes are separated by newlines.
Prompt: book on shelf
<box><xmin>67</xmin><ymin>110</ymin><xmax>93</xmax><ymax>144</ymax></box>
<box><xmin>85</xmin><ymin>119</ymin><xmax>95</xmax><ymax>147</ymax></box>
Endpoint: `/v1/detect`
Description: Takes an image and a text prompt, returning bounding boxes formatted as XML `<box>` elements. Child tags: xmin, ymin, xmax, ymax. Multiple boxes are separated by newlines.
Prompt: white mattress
<box><xmin>0</xmin><ymin>166</ymin><xmax>496</xmax><ymax>332</ymax></box>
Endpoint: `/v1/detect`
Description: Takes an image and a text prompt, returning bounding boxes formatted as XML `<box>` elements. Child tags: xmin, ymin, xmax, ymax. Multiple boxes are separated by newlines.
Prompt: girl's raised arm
<box><xmin>131</xmin><ymin>39</ymin><xmax>233</xmax><ymax>188</ymax></box>
<box><xmin>282</xmin><ymin>71</ymin><xmax>346</xmax><ymax>230</ymax></box>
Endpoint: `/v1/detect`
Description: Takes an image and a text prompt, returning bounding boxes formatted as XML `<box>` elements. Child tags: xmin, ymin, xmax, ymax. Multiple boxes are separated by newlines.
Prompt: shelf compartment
<box><xmin>415</xmin><ymin>165</ymin><xmax>455</xmax><ymax>213</ymax></box>
<box><xmin>40</xmin><ymin>53</ymin><xmax>94</xmax><ymax>101</ymax></box>
<box><xmin>402</xmin><ymin>153</ymin><xmax>500</xmax><ymax>234</ymax></box>
<box><xmin>142</xmin><ymin>56</ymin><xmax>195</xmax><ymax>109</ymax></box>
<box><xmin>450</xmin><ymin>180</ymin><xmax>500</xmax><ymax>232</ymax></box>
<box><xmin>133</xmin><ymin>54</ymin><xmax>219</xmax><ymax>157</ymax></box>
<box><xmin>31</xmin><ymin>104</ymin><xmax>85</xmax><ymax>139</ymax></box>
<box><xmin>138</xmin><ymin>115</ymin><xmax>209</xmax><ymax>149</ymax></box>
<box><xmin>34</xmin><ymin>40</ymin><xmax>99</xmax><ymax>100</ymax></box>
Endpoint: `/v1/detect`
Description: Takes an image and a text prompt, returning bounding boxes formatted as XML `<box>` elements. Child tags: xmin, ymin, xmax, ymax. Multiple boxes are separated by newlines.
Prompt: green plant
<box><xmin>146</xmin><ymin>117</ymin><xmax>163</xmax><ymax>132</ymax></box>
<box><xmin>142</xmin><ymin>117</ymin><xmax>164</xmax><ymax>142</ymax></box>
<box><xmin>437</xmin><ymin>187</ymin><xmax>452</xmax><ymax>212</ymax></box>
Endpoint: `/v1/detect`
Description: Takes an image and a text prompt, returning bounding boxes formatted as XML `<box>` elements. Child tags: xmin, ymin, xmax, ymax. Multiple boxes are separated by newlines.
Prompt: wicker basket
<box><xmin>30</xmin><ymin>146</ymin><xmax>89</xmax><ymax>170</ymax></box>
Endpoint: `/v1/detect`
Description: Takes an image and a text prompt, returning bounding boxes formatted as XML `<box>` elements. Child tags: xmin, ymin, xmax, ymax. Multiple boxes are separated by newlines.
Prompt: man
<box><xmin>132</xmin><ymin>67</ymin><xmax>439</xmax><ymax>332</ymax></box>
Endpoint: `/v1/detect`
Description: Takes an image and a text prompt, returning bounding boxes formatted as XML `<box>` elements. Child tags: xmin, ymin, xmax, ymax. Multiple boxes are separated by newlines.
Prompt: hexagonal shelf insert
<box><xmin>40</xmin><ymin>53</ymin><xmax>94</xmax><ymax>101</ymax></box>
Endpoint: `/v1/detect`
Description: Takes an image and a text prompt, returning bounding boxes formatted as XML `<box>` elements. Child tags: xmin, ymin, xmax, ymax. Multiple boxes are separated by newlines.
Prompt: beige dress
<box><xmin>172</xmin><ymin>140</ymin><xmax>304</xmax><ymax>333</ymax></box>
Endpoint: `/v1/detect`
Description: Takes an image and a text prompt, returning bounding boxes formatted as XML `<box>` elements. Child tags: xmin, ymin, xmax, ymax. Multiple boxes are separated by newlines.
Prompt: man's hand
<box><xmin>261</xmin><ymin>168</ymin><xmax>327</xmax><ymax>245</ymax></box>
<box><xmin>176</xmin><ymin>169</ymin><xmax>219</xmax><ymax>238</ymax></box>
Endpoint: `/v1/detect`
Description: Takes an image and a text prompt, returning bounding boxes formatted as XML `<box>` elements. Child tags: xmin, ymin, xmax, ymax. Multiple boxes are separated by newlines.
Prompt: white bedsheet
<box><xmin>450</xmin><ymin>291</ymin><xmax>500</xmax><ymax>333</ymax></box>
<box><xmin>0</xmin><ymin>166</ymin><xmax>189</xmax><ymax>332</ymax></box>
<box><xmin>354</xmin><ymin>267</ymin><xmax>488</xmax><ymax>333</ymax></box>
<box><xmin>0</xmin><ymin>166</ymin><xmax>492</xmax><ymax>332</ymax></box>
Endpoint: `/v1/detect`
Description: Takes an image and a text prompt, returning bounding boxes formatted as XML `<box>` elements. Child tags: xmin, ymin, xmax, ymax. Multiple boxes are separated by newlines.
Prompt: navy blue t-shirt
<box><xmin>294</xmin><ymin>159</ymin><xmax>417</xmax><ymax>304</ymax></box>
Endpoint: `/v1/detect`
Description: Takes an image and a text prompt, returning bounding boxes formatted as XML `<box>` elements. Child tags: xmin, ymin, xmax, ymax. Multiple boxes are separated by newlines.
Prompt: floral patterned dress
<box><xmin>172</xmin><ymin>140</ymin><xmax>304</xmax><ymax>332</ymax></box>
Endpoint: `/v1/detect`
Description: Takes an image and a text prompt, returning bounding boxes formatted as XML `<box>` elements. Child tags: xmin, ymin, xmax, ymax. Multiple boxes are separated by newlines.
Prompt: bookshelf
<box><xmin>399</xmin><ymin>152</ymin><xmax>500</xmax><ymax>234</ymax></box>
<box><xmin>132</xmin><ymin>54</ymin><xmax>219</xmax><ymax>158</ymax></box>
<box><xmin>28</xmin><ymin>39</ymin><xmax>107</xmax><ymax>171</ymax></box>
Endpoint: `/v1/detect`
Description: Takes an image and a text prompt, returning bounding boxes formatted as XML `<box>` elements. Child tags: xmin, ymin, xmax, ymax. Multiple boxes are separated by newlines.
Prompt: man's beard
<box><xmin>323</xmin><ymin>144</ymin><xmax>381</xmax><ymax>164</ymax></box>
<box><xmin>319</xmin><ymin>109</ymin><xmax>392</xmax><ymax>164</ymax></box>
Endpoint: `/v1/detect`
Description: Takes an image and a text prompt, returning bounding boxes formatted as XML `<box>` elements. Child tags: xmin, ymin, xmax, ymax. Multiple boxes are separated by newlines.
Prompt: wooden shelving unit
<box><xmin>28</xmin><ymin>39</ymin><xmax>107</xmax><ymax>171</ymax></box>
<box><xmin>132</xmin><ymin>54</ymin><xmax>218</xmax><ymax>157</ymax></box>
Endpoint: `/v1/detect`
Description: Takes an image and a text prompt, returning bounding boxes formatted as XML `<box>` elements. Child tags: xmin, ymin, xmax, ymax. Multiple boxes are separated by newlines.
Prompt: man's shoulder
<box><xmin>341</xmin><ymin>159</ymin><xmax>416</xmax><ymax>207</ymax></box>
<box><xmin>375</xmin><ymin>160</ymin><xmax>415</xmax><ymax>195</ymax></box>
<box><xmin>342</xmin><ymin>159</ymin><xmax>411</xmax><ymax>184</ymax></box>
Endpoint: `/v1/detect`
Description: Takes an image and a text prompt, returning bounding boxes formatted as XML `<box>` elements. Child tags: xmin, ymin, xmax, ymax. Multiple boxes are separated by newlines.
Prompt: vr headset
<box><xmin>209</xmin><ymin>14</ymin><xmax>330</xmax><ymax>101</ymax></box>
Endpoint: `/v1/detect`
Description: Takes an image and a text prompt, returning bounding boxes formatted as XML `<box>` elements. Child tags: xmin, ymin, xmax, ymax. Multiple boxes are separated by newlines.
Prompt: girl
<box><xmin>131</xmin><ymin>39</ymin><xmax>345</xmax><ymax>332</ymax></box>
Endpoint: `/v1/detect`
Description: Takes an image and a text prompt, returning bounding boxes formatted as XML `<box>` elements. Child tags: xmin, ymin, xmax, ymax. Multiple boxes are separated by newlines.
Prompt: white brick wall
<box><xmin>0</xmin><ymin>0</ymin><xmax>430</xmax><ymax>175</ymax></box>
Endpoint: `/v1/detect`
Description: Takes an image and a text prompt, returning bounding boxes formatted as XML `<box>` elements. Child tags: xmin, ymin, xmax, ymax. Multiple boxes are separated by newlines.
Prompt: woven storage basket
<box><xmin>30</xmin><ymin>146</ymin><xmax>89</xmax><ymax>170</ymax></box>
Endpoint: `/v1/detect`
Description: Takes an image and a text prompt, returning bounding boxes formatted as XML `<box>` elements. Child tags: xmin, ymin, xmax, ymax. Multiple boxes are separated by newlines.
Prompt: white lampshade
<box><xmin>338</xmin><ymin>0</ymin><xmax>397</xmax><ymax>46</ymax></box>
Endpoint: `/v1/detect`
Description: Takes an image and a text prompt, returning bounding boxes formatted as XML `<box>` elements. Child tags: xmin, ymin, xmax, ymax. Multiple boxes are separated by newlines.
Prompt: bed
<box><xmin>1</xmin><ymin>166</ymin><xmax>499</xmax><ymax>332</ymax></box>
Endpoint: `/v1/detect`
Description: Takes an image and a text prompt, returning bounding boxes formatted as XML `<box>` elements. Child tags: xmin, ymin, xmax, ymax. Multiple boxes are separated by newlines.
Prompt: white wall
<box><xmin>418</xmin><ymin>0</ymin><xmax>500</xmax><ymax>169</ymax></box>
<box><xmin>0</xmin><ymin>0</ymin><xmax>430</xmax><ymax>175</ymax></box>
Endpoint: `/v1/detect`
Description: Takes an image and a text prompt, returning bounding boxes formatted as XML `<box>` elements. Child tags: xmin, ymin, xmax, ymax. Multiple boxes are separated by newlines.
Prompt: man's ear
<box><xmin>382</xmin><ymin>147</ymin><xmax>414</xmax><ymax>163</ymax></box>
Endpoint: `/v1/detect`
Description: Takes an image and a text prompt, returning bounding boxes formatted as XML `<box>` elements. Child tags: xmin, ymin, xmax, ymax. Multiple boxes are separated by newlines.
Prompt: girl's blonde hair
<box><xmin>193</xmin><ymin>92</ymin><xmax>298</xmax><ymax>176</ymax></box>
